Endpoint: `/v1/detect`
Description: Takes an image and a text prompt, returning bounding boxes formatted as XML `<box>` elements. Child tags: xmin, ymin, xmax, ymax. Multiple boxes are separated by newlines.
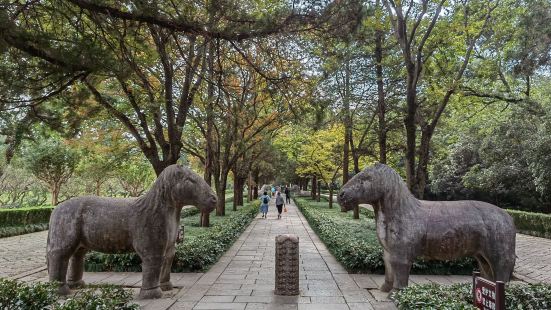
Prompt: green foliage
<box><xmin>295</xmin><ymin>124</ymin><xmax>343</xmax><ymax>185</ymax></box>
<box><xmin>0</xmin><ymin>165</ymin><xmax>48</xmax><ymax>208</ymax></box>
<box><xmin>430</xmin><ymin>103</ymin><xmax>551</xmax><ymax>214</ymax></box>
<box><xmin>393</xmin><ymin>282</ymin><xmax>551</xmax><ymax>310</ymax></box>
<box><xmin>0</xmin><ymin>206</ymin><xmax>53</xmax><ymax>227</ymax></box>
<box><xmin>85</xmin><ymin>201</ymin><xmax>257</xmax><ymax>272</ymax></box>
<box><xmin>181</xmin><ymin>207</ymin><xmax>200</xmax><ymax>218</ymax></box>
<box><xmin>393</xmin><ymin>283</ymin><xmax>476</xmax><ymax>310</ymax></box>
<box><xmin>507</xmin><ymin>209</ymin><xmax>551</xmax><ymax>239</ymax></box>
<box><xmin>0</xmin><ymin>279</ymin><xmax>137</xmax><ymax>310</ymax></box>
<box><xmin>295</xmin><ymin>197</ymin><xmax>475</xmax><ymax>274</ymax></box>
<box><xmin>58</xmin><ymin>285</ymin><xmax>138</xmax><ymax>310</ymax></box>
<box><xmin>23</xmin><ymin>139</ymin><xmax>80</xmax><ymax>186</ymax></box>
<box><xmin>116</xmin><ymin>158</ymin><xmax>156</xmax><ymax>197</ymax></box>
<box><xmin>0</xmin><ymin>223</ymin><xmax>49</xmax><ymax>238</ymax></box>
<box><xmin>22</xmin><ymin>139</ymin><xmax>80</xmax><ymax>205</ymax></box>
<box><xmin>0</xmin><ymin>278</ymin><xmax>57</xmax><ymax>310</ymax></box>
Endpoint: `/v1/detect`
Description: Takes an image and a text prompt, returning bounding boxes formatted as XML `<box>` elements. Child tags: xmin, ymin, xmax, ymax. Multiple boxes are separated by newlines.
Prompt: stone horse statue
<box><xmin>47</xmin><ymin>164</ymin><xmax>217</xmax><ymax>299</ymax></box>
<box><xmin>338</xmin><ymin>163</ymin><xmax>516</xmax><ymax>293</ymax></box>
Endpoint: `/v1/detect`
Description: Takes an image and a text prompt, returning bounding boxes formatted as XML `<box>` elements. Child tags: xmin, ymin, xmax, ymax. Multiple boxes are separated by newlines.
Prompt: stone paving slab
<box><xmin>514</xmin><ymin>233</ymin><xmax>551</xmax><ymax>283</ymax></box>
<box><xmin>0</xmin><ymin>230</ymin><xmax>48</xmax><ymax>278</ymax></box>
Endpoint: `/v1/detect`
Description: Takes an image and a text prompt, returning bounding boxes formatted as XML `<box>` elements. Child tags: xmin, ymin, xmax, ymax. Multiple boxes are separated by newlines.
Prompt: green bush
<box><xmin>0</xmin><ymin>279</ymin><xmax>137</xmax><ymax>310</ymax></box>
<box><xmin>295</xmin><ymin>197</ymin><xmax>475</xmax><ymax>274</ymax></box>
<box><xmin>85</xmin><ymin>201</ymin><xmax>258</xmax><ymax>272</ymax></box>
<box><xmin>393</xmin><ymin>282</ymin><xmax>551</xmax><ymax>310</ymax></box>
<box><xmin>181</xmin><ymin>207</ymin><xmax>200</xmax><ymax>218</ymax></box>
<box><xmin>0</xmin><ymin>206</ymin><xmax>54</xmax><ymax>227</ymax></box>
<box><xmin>57</xmin><ymin>285</ymin><xmax>138</xmax><ymax>309</ymax></box>
<box><xmin>0</xmin><ymin>223</ymin><xmax>49</xmax><ymax>238</ymax></box>
<box><xmin>507</xmin><ymin>209</ymin><xmax>551</xmax><ymax>239</ymax></box>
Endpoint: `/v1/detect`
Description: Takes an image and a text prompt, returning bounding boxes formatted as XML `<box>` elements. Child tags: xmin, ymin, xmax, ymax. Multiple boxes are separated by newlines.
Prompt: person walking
<box><xmin>284</xmin><ymin>186</ymin><xmax>291</xmax><ymax>204</ymax></box>
<box><xmin>275</xmin><ymin>192</ymin><xmax>285</xmax><ymax>219</ymax></box>
<box><xmin>259</xmin><ymin>191</ymin><xmax>271</xmax><ymax>218</ymax></box>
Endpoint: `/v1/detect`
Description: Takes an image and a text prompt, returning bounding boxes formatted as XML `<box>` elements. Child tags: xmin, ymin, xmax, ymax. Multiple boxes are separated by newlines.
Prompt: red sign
<box><xmin>472</xmin><ymin>272</ymin><xmax>505</xmax><ymax>310</ymax></box>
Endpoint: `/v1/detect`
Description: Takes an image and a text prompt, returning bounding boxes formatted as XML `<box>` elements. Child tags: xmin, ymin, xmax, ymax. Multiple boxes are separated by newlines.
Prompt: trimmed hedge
<box><xmin>0</xmin><ymin>206</ymin><xmax>54</xmax><ymax>227</ymax></box>
<box><xmin>393</xmin><ymin>282</ymin><xmax>551</xmax><ymax>309</ymax></box>
<box><xmin>0</xmin><ymin>206</ymin><xmax>53</xmax><ymax>238</ymax></box>
<box><xmin>295</xmin><ymin>197</ymin><xmax>475</xmax><ymax>274</ymax></box>
<box><xmin>0</xmin><ymin>278</ymin><xmax>137</xmax><ymax>310</ymax></box>
<box><xmin>507</xmin><ymin>209</ymin><xmax>551</xmax><ymax>239</ymax></box>
<box><xmin>85</xmin><ymin>201</ymin><xmax>258</xmax><ymax>272</ymax></box>
<box><xmin>0</xmin><ymin>223</ymin><xmax>49</xmax><ymax>238</ymax></box>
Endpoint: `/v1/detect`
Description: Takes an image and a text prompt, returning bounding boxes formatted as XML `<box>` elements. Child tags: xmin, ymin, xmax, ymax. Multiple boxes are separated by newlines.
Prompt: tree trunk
<box><xmin>204</xmin><ymin>159</ymin><xmax>212</xmax><ymax>187</ymax></box>
<box><xmin>343</xmin><ymin>60</ymin><xmax>351</xmax><ymax>185</ymax></box>
<box><xmin>215</xmin><ymin>174</ymin><xmax>228</xmax><ymax>216</ymax></box>
<box><xmin>150</xmin><ymin>158</ymin><xmax>178</xmax><ymax>177</ymax></box>
<box><xmin>204</xmin><ymin>18</ymin><xmax>215</xmax><ymax>188</ymax></box>
<box><xmin>311</xmin><ymin>176</ymin><xmax>317</xmax><ymax>199</ymax></box>
<box><xmin>200</xmin><ymin>211</ymin><xmax>210</xmax><ymax>227</ymax></box>
<box><xmin>329</xmin><ymin>186</ymin><xmax>333</xmax><ymax>209</ymax></box>
<box><xmin>375</xmin><ymin>12</ymin><xmax>387</xmax><ymax>164</ymax></box>
<box><xmin>353</xmin><ymin>205</ymin><xmax>360</xmax><ymax>219</ymax></box>
<box><xmin>253</xmin><ymin>169</ymin><xmax>259</xmax><ymax>199</ymax></box>
<box><xmin>51</xmin><ymin>185</ymin><xmax>60</xmax><ymax>206</ymax></box>
<box><xmin>317</xmin><ymin>180</ymin><xmax>321</xmax><ymax>202</ymax></box>
<box><xmin>247</xmin><ymin>173</ymin><xmax>253</xmax><ymax>202</ymax></box>
<box><xmin>404</xmin><ymin>77</ymin><xmax>417</xmax><ymax>191</ymax></box>
<box><xmin>353</xmin><ymin>154</ymin><xmax>360</xmax><ymax>174</ymax></box>
<box><xmin>233</xmin><ymin>176</ymin><xmax>246</xmax><ymax>211</ymax></box>
<box><xmin>414</xmin><ymin>127</ymin><xmax>434</xmax><ymax>199</ymax></box>
<box><xmin>95</xmin><ymin>180</ymin><xmax>101</xmax><ymax>196</ymax></box>
<box><xmin>343</xmin><ymin>126</ymin><xmax>350</xmax><ymax>185</ymax></box>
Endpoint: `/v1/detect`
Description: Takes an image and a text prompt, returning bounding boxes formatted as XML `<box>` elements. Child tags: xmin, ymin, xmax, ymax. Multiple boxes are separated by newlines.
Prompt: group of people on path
<box><xmin>259</xmin><ymin>186</ymin><xmax>291</xmax><ymax>219</ymax></box>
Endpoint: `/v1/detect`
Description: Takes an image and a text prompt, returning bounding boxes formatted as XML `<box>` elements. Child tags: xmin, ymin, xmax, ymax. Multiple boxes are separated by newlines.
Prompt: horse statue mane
<box><xmin>47</xmin><ymin>164</ymin><xmax>217</xmax><ymax>299</ymax></box>
<box><xmin>132</xmin><ymin>164</ymin><xmax>205</xmax><ymax>214</ymax></box>
<box><xmin>339</xmin><ymin>163</ymin><xmax>516</xmax><ymax>294</ymax></box>
<box><xmin>371</xmin><ymin>163</ymin><xmax>416</xmax><ymax>203</ymax></box>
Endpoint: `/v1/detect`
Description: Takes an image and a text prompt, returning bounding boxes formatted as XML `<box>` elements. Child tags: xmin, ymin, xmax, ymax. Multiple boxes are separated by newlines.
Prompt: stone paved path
<box><xmin>0</xmin><ymin>199</ymin><xmax>549</xmax><ymax>309</ymax></box>
<box><xmin>514</xmin><ymin>234</ymin><xmax>551</xmax><ymax>283</ymax></box>
<box><xmin>0</xmin><ymin>230</ymin><xmax>48</xmax><ymax>278</ymax></box>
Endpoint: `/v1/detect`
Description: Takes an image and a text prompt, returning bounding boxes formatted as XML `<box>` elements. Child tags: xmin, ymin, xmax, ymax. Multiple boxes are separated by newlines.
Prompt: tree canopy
<box><xmin>1</xmin><ymin>0</ymin><xmax>550</xmax><ymax>215</ymax></box>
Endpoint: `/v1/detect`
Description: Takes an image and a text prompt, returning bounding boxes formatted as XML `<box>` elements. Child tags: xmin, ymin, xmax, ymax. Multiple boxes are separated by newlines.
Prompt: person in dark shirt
<box><xmin>284</xmin><ymin>186</ymin><xmax>291</xmax><ymax>204</ymax></box>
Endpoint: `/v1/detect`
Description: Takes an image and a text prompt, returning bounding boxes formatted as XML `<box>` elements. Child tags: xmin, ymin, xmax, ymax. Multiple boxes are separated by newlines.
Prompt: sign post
<box><xmin>473</xmin><ymin>271</ymin><xmax>505</xmax><ymax>310</ymax></box>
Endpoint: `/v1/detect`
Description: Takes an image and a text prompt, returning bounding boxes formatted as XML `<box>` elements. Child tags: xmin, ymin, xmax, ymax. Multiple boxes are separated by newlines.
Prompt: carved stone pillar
<box><xmin>275</xmin><ymin>234</ymin><xmax>300</xmax><ymax>295</ymax></box>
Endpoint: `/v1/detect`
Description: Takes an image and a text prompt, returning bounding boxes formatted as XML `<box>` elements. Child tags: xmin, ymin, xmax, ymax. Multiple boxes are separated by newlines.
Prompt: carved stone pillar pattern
<box><xmin>275</xmin><ymin>234</ymin><xmax>299</xmax><ymax>295</ymax></box>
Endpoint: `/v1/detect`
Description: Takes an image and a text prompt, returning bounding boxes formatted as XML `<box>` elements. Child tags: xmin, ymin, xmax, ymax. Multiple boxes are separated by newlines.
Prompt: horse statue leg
<box><xmin>67</xmin><ymin>247</ymin><xmax>88</xmax><ymax>289</ymax></box>
<box><xmin>380</xmin><ymin>249</ymin><xmax>395</xmax><ymax>292</ymax></box>
<box><xmin>47</xmin><ymin>248</ymin><xmax>73</xmax><ymax>295</ymax></box>
<box><xmin>139</xmin><ymin>255</ymin><xmax>164</xmax><ymax>299</ymax></box>
<box><xmin>160</xmin><ymin>246</ymin><xmax>176</xmax><ymax>291</ymax></box>
<box><xmin>387</xmin><ymin>253</ymin><xmax>413</xmax><ymax>292</ymax></box>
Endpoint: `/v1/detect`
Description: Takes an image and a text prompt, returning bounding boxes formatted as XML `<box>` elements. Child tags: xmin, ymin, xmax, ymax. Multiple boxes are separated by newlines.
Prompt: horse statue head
<box><xmin>338</xmin><ymin>163</ymin><xmax>408</xmax><ymax>212</ymax></box>
<box><xmin>153</xmin><ymin>164</ymin><xmax>217</xmax><ymax>213</ymax></box>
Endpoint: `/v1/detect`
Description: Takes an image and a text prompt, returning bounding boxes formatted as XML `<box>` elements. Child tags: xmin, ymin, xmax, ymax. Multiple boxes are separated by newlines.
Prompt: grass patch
<box><xmin>393</xmin><ymin>282</ymin><xmax>551</xmax><ymax>309</ymax></box>
<box><xmin>295</xmin><ymin>197</ymin><xmax>475</xmax><ymax>274</ymax></box>
<box><xmin>85</xmin><ymin>201</ymin><xmax>258</xmax><ymax>272</ymax></box>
